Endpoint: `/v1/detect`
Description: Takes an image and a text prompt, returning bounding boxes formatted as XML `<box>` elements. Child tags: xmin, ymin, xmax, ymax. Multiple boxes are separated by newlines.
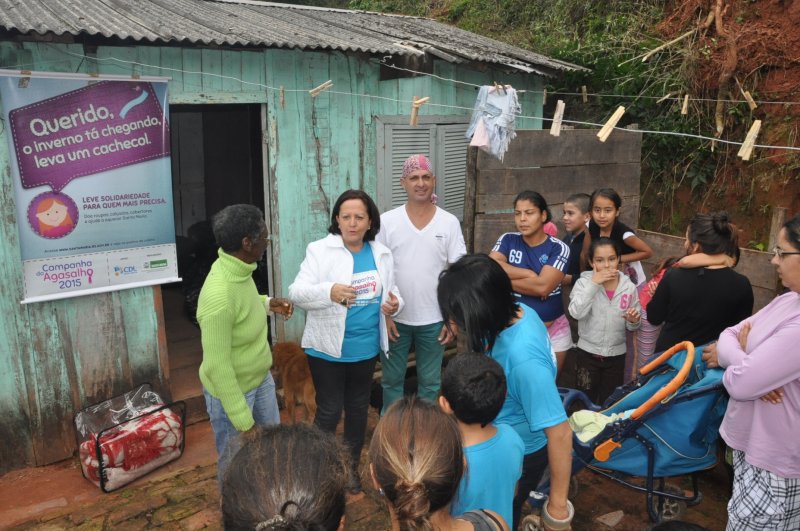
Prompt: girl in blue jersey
<box><xmin>489</xmin><ymin>191</ymin><xmax>572</xmax><ymax>374</ymax></box>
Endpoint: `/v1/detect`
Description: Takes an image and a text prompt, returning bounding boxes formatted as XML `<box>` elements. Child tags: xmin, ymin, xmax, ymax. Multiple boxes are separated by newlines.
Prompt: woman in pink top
<box><xmin>704</xmin><ymin>213</ymin><xmax>800</xmax><ymax>530</ymax></box>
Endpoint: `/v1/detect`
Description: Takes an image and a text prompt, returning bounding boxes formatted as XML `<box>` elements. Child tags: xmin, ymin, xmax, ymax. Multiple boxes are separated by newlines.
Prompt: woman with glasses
<box><xmin>197</xmin><ymin>204</ymin><xmax>293</xmax><ymax>482</ymax></box>
<box><xmin>289</xmin><ymin>189</ymin><xmax>402</xmax><ymax>495</ymax></box>
<box><xmin>647</xmin><ymin>211</ymin><xmax>753</xmax><ymax>354</ymax></box>
<box><xmin>706</xmin><ymin>213</ymin><xmax>800</xmax><ymax>529</ymax></box>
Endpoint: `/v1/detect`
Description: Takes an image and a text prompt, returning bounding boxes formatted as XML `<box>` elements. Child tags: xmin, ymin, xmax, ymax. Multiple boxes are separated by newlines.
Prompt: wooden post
<box><xmin>768</xmin><ymin>206</ymin><xmax>788</xmax><ymax>251</ymax></box>
<box><xmin>463</xmin><ymin>147</ymin><xmax>479</xmax><ymax>253</ymax></box>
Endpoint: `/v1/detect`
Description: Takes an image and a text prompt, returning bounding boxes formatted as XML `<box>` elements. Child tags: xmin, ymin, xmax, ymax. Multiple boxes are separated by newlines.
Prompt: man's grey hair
<box><xmin>212</xmin><ymin>204</ymin><xmax>264</xmax><ymax>252</ymax></box>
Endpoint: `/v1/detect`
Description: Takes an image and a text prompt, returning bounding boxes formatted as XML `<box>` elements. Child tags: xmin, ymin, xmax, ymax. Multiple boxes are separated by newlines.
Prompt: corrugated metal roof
<box><xmin>0</xmin><ymin>0</ymin><xmax>586</xmax><ymax>75</ymax></box>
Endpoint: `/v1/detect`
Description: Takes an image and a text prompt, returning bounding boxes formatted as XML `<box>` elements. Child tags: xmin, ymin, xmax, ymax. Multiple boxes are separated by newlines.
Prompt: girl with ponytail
<box><xmin>369</xmin><ymin>397</ymin><xmax>508</xmax><ymax>531</ymax></box>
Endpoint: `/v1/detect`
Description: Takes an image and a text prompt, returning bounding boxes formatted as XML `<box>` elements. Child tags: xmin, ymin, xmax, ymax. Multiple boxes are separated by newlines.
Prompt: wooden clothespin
<box><xmin>742</xmin><ymin>91</ymin><xmax>758</xmax><ymax>111</ymax></box>
<box><xmin>735</xmin><ymin>78</ymin><xmax>757</xmax><ymax>111</ymax></box>
<box><xmin>597</xmin><ymin>106</ymin><xmax>626</xmax><ymax>142</ymax></box>
<box><xmin>581</xmin><ymin>86</ymin><xmax>588</xmax><ymax>103</ymax></box>
<box><xmin>542</xmin><ymin>88</ymin><xmax>547</xmax><ymax>106</ymax></box>
<box><xmin>309</xmin><ymin>80</ymin><xmax>333</xmax><ymax>97</ymax></box>
<box><xmin>656</xmin><ymin>92</ymin><xmax>674</xmax><ymax>104</ymax></box>
<box><xmin>17</xmin><ymin>70</ymin><xmax>31</xmax><ymax>88</ymax></box>
<box><xmin>88</xmin><ymin>71</ymin><xmax>100</xmax><ymax>86</ymax></box>
<box><xmin>409</xmin><ymin>96</ymin><xmax>429</xmax><ymax>127</ymax></box>
<box><xmin>279</xmin><ymin>86</ymin><xmax>285</xmax><ymax>109</ymax></box>
<box><xmin>737</xmin><ymin>119</ymin><xmax>762</xmax><ymax>161</ymax></box>
<box><xmin>549</xmin><ymin>100</ymin><xmax>565</xmax><ymax>137</ymax></box>
<box><xmin>681</xmin><ymin>94</ymin><xmax>689</xmax><ymax>115</ymax></box>
<box><xmin>492</xmin><ymin>82</ymin><xmax>506</xmax><ymax>95</ymax></box>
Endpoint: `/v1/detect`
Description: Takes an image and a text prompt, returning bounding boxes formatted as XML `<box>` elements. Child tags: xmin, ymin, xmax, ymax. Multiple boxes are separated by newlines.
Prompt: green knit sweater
<box><xmin>197</xmin><ymin>249</ymin><xmax>271</xmax><ymax>431</ymax></box>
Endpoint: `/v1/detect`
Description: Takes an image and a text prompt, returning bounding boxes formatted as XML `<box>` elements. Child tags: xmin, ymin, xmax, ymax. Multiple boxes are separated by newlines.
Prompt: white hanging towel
<box><xmin>466</xmin><ymin>85</ymin><xmax>521</xmax><ymax>161</ymax></box>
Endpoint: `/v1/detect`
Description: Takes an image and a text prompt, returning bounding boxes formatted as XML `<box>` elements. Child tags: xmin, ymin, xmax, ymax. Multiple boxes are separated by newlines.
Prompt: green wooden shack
<box><xmin>0</xmin><ymin>0</ymin><xmax>583</xmax><ymax>472</ymax></box>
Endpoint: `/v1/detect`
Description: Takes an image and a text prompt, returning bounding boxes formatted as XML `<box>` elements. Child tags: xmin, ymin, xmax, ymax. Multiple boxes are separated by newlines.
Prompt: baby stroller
<box><xmin>525</xmin><ymin>341</ymin><xmax>728</xmax><ymax>527</ymax></box>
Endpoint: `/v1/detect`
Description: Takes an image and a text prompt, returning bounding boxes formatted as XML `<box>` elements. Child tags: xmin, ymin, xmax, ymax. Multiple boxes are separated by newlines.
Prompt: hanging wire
<box><xmin>6</xmin><ymin>45</ymin><xmax>795</xmax><ymax>153</ymax></box>
<box><xmin>379</xmin><ymin>60</ymin><xmax>800</xmax><ymax>106</ymax></box>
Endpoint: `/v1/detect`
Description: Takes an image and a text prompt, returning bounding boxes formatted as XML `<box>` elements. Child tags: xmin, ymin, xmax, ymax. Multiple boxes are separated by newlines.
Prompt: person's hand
<box><xmin>241</xmin><ymin>425</ymin><xmax>259</xmax><ymax>440</ymax></box>
<box><xmin>701</xmin><ymin>342</ymin><xmax>719</xmax><ymax>369</ymax></box>
<box><xmin>542</xmin><ymin>498</ymin><xmax>573</xmax><ymax>531</ymax></box>
<box><xmin>438</xmin><ymin>323</ymin><xmax>455</xmax><ymax>345</ymax></box>
<box><xmin>738</xmin><ymin>322</ymin><xmax>752</xmax><ymax>352</ymax></box>
<box><xmin>330</xmin><ymin>283</ymin><xmax>357</xmax><ymax>307</ymax></box>
<box><xmin>591</xmin><ymin>269</ymin><xmax>617</xmax><ymax>285</ymax></box>
<box><xmin>381</xmin><ymin>292</ymin><xmax>399</xmax><ymax>316</ymax></box>
<box><xmin>623</xmin><ymin>307</ymin><xmax>640</xmax><ymax>324</ymax></box>
<box><xmin>760</xmin><ymin>387</ymin><xmax>784</xmax><ymax>404</ymax></box>
<box><xmin>386</xmin><ymin>316</ymin><xmax>399</xmax><ymax>342</ymax></box>
<box><xmin>269</xmin><ymin>297</ymin><xmax>293</xmax><ymax>320</ymax></box>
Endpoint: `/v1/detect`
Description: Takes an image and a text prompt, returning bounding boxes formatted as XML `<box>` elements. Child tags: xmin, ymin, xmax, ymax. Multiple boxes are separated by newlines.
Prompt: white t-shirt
<box><xmin>377</xmin><ymin>205</ymin><xmax>466</xmax><ymax>326</ymax></box>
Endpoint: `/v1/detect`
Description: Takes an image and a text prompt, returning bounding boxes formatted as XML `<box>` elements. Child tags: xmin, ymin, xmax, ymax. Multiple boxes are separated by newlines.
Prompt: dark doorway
<box><xmin>164</xmin><ymin>104</ymin><xmax>266</xmax><ymax>421</ymax></box>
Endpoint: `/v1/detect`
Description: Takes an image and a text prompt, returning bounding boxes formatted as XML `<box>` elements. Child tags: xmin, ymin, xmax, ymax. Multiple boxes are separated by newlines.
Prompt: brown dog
<box><xmin>271</xmin><ymin>342</ymin><xmax>316</xmax><ymax>423</ymax></box>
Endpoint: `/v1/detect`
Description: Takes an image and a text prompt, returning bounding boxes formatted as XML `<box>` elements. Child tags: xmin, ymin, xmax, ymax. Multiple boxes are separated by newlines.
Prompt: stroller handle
<box><xmin>594</xmin><ymin>341</ymin><xmax>695</xmax><ymax>462</ymax></box>
<box><xmin>631</xmin><ymin>341</ymin><xmax>695</xmax><ymax>420</ymax></box>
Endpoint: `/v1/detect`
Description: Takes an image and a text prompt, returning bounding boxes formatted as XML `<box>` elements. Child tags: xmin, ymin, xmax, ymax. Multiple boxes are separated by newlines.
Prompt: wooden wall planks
<box><xmin>0</xmin><ymin>40</ymin><xmax>547</xmax><ymax>470</ymax></box>
<box><xmin>466</xmin><ymin>130</ymin><xmax>643</xmax><ymax>253</ymax></box>
<box><xmin>639</xmin><ymin>230</ymin><xmax>778</xmax><ymax>313</ymax></box>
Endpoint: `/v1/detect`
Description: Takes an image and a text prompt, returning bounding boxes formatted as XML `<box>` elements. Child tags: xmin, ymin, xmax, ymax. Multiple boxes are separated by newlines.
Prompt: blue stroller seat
<box><xmin>528</xmin><ymin>342</ymin><xmax>728</xmax><ymax>523</ymax></box>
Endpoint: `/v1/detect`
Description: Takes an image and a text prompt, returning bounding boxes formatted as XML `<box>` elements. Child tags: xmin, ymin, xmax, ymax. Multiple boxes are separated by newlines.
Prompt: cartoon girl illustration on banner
<box><xmin>27</xmin><ymin>192</ymin><xmax>78</xmax><ymax>238</ymax></box>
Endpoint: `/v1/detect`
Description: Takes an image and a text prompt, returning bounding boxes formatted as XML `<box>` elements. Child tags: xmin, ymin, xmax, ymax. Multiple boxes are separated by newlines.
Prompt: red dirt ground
<box><xmin>646</xmin><ymin>0</ymin><xmax>800</xmax><ymax>243</ymax></box>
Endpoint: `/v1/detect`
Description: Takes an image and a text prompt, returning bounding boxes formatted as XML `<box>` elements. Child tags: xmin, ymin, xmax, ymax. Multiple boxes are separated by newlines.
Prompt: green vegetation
<box><xmin>350</xmin><ymin>1</ymin><xmax>713</xmax><ymax>232</ymax></box>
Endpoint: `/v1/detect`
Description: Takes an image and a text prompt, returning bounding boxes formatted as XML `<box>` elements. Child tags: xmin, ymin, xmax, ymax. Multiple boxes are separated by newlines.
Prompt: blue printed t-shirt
<box><xmin>490</xmin><ymin>304</ymin><xmax>566</xmax><ymax>454</ymax></box>
<box><xmin>306</xmin><ymin>243</ymin><xmax>381</xmax><ymax>362</ymax></box>
<box><xmin>451</xmin><ymin>424</ymin><xmax>524</xmax><ymax>526</ymax></box>
<box><xmin>492</xmin><ymin>233</ymin><xmax>570</xmax><ymax>322</ymax></box>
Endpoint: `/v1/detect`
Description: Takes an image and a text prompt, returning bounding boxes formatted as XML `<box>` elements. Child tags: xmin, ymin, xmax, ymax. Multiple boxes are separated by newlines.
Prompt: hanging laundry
<box><xmin>466</xmin><ymin>85</ymin><xmax>521</xmax><ymax>161</ymax></box>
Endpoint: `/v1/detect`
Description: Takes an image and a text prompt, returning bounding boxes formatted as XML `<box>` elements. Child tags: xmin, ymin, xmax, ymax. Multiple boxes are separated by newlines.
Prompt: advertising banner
<box><xmin>0</xmin><ymin>71</ymin><xmax>180</xmax><ymax>303</ymax></box>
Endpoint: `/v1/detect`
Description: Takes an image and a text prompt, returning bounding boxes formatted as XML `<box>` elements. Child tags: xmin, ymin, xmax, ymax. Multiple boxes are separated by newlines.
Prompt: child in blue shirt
<box><xmin>439</xmin><ymin>353</ymin><xmax>524</xmax><ymax>527</ymax></box>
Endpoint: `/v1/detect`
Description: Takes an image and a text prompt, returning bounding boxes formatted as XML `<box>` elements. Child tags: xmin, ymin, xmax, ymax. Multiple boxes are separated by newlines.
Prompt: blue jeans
<box><xmin>380</xmin><ymin>321</ymin><xmax>444</xmax><ymax>413</ymax></box>
<box><xmin>203</xmin><ymin>372</ymin><xmax>280</xmax><ymax>483</ymax></box>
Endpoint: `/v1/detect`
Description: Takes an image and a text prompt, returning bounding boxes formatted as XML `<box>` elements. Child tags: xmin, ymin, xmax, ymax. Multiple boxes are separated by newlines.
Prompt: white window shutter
<box><xmin>436</xmin><ymin>124</ymin><xmax>470</xmax><ymax>221</ymax></box>
<box><xmin>379</xmin><ymin>125</ymin><xmax>434</xmax><ymax>212</ymax></box>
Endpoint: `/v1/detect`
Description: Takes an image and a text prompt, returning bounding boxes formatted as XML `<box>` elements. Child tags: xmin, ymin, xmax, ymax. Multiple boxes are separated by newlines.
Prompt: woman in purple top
<box><xmin>704</xmin><ymin>213</ymin><xmax>800</xmax><ymax>530</ymax></box>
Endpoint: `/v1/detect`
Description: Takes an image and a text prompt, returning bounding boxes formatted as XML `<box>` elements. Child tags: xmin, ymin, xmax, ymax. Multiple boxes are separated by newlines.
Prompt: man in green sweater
<box><xmin>197</xmin><ymin>204</ymin><xmax>292</xmax><ymax>482</ymax></box>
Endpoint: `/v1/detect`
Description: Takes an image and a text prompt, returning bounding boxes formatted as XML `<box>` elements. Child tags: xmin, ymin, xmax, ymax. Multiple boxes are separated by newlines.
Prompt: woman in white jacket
<box><xmin>289</xmin><ymin>189</ymin><xmax>402</xmax><ymax>495</ymax></box>
<box><xmin>569</xmin><ymin>237</ymin><xmax>640</xmax><ymax>405</ymax></box>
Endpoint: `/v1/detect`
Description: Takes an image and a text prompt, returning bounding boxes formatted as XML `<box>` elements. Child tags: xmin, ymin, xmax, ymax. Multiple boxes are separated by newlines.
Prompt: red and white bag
<box><xmin>74</xmin><ymin>384</ymin><xmax>185</xmax><ymax>492</ymax></box>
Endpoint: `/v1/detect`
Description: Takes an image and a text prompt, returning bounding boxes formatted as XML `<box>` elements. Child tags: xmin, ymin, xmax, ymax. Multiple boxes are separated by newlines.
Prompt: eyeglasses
<box><xmin>773</xmin><ymin>246</ymin><xmax>800</xmax><ymax>259</ymax></box>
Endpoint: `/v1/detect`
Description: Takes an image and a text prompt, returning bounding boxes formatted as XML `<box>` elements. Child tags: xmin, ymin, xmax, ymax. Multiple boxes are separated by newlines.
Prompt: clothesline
<box><xmin>378</xmin><ymin>60</ymin><xmax>800</xmax><ymax>106</ymax></box>
<box><xmin>4</xmin><ymin>45</ymin><xmax>797</xmax><ymax>154</ymax></box>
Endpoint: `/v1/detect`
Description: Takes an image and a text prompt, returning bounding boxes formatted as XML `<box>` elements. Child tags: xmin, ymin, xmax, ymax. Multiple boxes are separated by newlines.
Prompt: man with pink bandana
<box><xmin>376</xmin><ymin>154</ymin><xmax>466</xmax><ymax>412</ymax></box>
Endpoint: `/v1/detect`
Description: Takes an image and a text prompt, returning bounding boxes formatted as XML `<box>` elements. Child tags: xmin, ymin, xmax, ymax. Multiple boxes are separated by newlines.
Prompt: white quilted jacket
<box><xmin>288</xmin><ymin>234</ymin><xmax>403</xmax><ymax>358</ymax></box>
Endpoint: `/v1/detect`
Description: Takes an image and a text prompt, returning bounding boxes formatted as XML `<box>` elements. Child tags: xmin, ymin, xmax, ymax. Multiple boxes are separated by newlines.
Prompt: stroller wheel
<box><xmin>520</xmin><ymin>514</ymin><xmax>544</xmax><ymax>531</ymax></box>
<box><xmin>651</xmin><ymin>483</ymin><xmax>688</xmax><ymax>522</ymax></box>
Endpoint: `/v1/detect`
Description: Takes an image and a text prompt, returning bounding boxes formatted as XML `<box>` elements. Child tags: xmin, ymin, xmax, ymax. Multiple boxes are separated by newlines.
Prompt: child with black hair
<box><xmin>439</xmin><ymin>353</ymin><xmax>524</xmax><ymax>527</ymax></box>
<box><xmin>569</xmin><ymin>238</ymin><xmax>641</xmax><ymax>405</ymax></box>
<box><xmin>562</xmin><ymin>192</ymin><xmax>591</xmax><ymax>286</ymax></box>
<box><xmin>581</xmin><ymin>188</ymin><xmax>653</xmax><ymax>287</ymax></box>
